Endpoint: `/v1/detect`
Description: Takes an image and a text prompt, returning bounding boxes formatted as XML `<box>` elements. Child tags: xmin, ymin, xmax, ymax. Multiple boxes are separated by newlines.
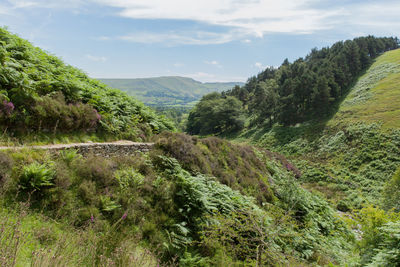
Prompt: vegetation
<box><xmin>187</xmin><ymin>93</ymin><xmax>245</xmax><ymax>135</ymax></box>
<box><xmin>0</xmin><ymin>27</ymin><xmax>174</xmax><ymax>144</ymax></box>
<box><xmin>1</xmin><ymin>27</ymin><xmax>400</xmax><ymax>266</ymax></box>
<box><xmin>186</xmin><ymin>43</ymin><xmax>400</xmax><ymax>265</ymax></box>
<box><xmin>0</xmin><ymin>132</ymin><xmax>356</xmax><ymax>265</ymax></box>
<box><xmin>155</xmin><ymin>106</ymin><xmax>191</xmax><ymax>132</ymax></box>
<box><xmin>99</xmin><ymin>77</ymin><xmax>243</xmax><ymax>108</ymax></box>
<box><xmin>188</xmin><ymin>36</ymin><xmax>399</xmax><ymax>132</ymax></box>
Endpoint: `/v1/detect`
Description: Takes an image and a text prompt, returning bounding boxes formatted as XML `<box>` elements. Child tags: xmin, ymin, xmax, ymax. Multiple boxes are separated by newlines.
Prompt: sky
<box><xmin>0</xmin><ymin>0</ymin><xmax>399</xmax><ymax>82</ymax></box>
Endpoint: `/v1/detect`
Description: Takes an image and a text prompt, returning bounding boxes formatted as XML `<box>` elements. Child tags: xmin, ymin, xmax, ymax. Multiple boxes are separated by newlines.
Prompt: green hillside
<box><xmin>330</xmin><ymin>48</ymin><xmax>400</xmax><ymax>129</ymax></box>
<box><xmin>237</xmin><ymin>49</ymin><xmax>400</xmax><ymax>209</ymax></box>
<box><xmin>2</xmin><ymin>27</ymin><xmax>400</xmax><ymax>266</ymax></box>
<box><xmin>0</xmin><ymin>28</ymin><xmax>361</xmax><ymax>266</ymax></box>
<box><xmin>189</xmin><ymin>39</ymin><xmax>400</xmax><ymax>265</ymax></box>
<box><xmin>0</xmin><ymin>27</ymin><xmax>174</xmax><ymax>145</ymax></box>
<box><xmin>99</xmin><ymin>77</ymin><xmax>243</xmax><ymax>107</ymax></box>
<box><xmin>0</xmin><ymin>133</ymin><xmax>355</xmax><ymax>266</ymax></box>
<box><xmin>240</xmin><ymin>49</ymin><xmax>400</xmax><ymax>267</ymax></box>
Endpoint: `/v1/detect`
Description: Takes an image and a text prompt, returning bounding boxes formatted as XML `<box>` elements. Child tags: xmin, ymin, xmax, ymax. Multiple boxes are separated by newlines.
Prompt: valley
<box><xmin>0</xmin><ymin>25</ymin><xmax>399</xmax><ymax>267</ymax></box>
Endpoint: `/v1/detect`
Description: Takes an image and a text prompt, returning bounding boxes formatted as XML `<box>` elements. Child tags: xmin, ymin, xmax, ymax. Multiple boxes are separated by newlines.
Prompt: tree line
<box><xmin>187</xmin><ymin>36</ymin><xmax>399</xmax><ymax>135</ymax></box>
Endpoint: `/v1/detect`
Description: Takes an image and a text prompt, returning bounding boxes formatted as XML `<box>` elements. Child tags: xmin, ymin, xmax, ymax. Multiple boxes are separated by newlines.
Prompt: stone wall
<box><xmin>0</xmin><ymin>141</ymin><xmax>154</xmax><ymax>157</ymax></box>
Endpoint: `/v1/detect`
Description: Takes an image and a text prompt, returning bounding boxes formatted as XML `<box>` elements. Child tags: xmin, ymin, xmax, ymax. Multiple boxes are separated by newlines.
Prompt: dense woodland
<box><xmin>187</xmin><ymin>36</ymin><xmax>399</xmax><ymax>135</ymax></box>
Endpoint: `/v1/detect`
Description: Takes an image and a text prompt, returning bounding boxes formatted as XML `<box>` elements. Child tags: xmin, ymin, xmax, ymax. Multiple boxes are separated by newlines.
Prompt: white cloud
<box><xmin>173</xmin><ymin>62</ymin><xmax>184</xmax><ymax>67</ymax></box>
<box><xmin>254</xmin><ymin>62</ymin><xmax>264</xmax><ymax>69</ymax></box>
<box><xmin>6</xmin><ymin>0</ymin><xmax>400</xmax><ymax>44</ymax></box>
<box><xmin>118</xmin><ymin>30</ymin><xmax>241</xmax><ymax>45</ymax></box>
<box><xmin>96</xmin><ymin>36</ymin><xmax>111</xmax><ymax>41</ymax></box>
<box><xmin>205</xmin><ymin>60</ymin><xmax>218</xmax><ymax>65</ymax></box>
<box><xmin>94</xmin><ymin>0</ymin><xmax>337</xmax><ymax>37</ymax></box>
<box><xmin>86</xmin><ymin>54</ymin><xmax>107</xmax><ymax>62</ymax></box>
<box><xmin>93</xmin><ymin>0</ymin><xmax>400</xmax><ymax>43</ymax></box>
<box><xmin>181</xmin><ymin>72</ymin><xmax>246</xmax><ymax>83</ymax></box>
<box><xmin>8</xmin><ymin>0</ymin><xmax>84</xmax><ymax>9</ymax></box>
<box><xmin>204</xmin><ymin>60</ymin><xmax>222</xmax><ymax>68</ymax></box>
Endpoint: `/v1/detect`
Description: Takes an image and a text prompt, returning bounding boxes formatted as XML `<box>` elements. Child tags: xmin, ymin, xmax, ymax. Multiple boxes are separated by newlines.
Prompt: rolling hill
<box><xmin>99</xmin><ymin>77</ymin><xmax>244</xmax><ymax>107</ymax></box>
<box><xmin>0</xmin><ymin>27</ymin><xmax>174</xmax><ymax>145</ymax></box>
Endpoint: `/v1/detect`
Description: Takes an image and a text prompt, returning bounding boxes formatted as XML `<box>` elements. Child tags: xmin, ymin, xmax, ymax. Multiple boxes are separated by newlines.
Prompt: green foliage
<box><xmin>383</xmin><ymin>166</ymin><xmax>400</xmax><ymax>211</ymax></box>
<box><xmin>155</xmin><ymin>132</ymin><xmax>275</xmax><ymax>205</ymax></box>
<box><xmin>355</xmin><ymin>205</ymin><xmax>400</xmax><ymax>265</ymax></box>
<box><xmin>115</xmin><ymin>168</ymin><xmax>145</xmax><ymax>190</ymax></box>
<box><xmin>0</xmin><ymin>152</ymin><xmax>13</xmax><ymax>187</ymax></box>
<box><xmin>0</xmin><ymin>27</ymin><xmax>174</xmax><ymax>141</ymax></box>
<box><xmin>187</xmin><ymin>92</ymin><xmax>245</xmax><ymax>135</ymax></box>
<box><xmin>19</xmin><ymin>162</ymin><xmax>55</xmax><ymax>191</ymax></box>
<box><xmin>0</xmin><ymin>133</ymin><xmax>358</xmax><ymax>265</ymax></box>
<box><xmin>155</xmin><ymin>106</ymin><xmax>190</xmax><ymax>132</ymax></box>
<box><xmin>367</xmin><ymin>221</ymin><xmax>400</xmax><ymax>266</ymax></box>
<box><xmin>191</xmin><ymin>36</ymin><xmax>398</xmax><ymax>130</ymax></box>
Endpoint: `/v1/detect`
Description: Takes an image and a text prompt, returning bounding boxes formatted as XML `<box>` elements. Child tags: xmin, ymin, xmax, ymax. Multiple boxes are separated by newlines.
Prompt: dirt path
<box><xmin>0</xmin><ymin>140</ymin><xmax>154</xmax><ymax>151</ymax></box>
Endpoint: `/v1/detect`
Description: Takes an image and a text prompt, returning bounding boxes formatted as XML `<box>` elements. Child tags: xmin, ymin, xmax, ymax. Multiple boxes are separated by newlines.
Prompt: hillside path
<box><xmin>0</xmin><ymin>140</ymin><xmax>154</xmax><ymax>151</ymax></box>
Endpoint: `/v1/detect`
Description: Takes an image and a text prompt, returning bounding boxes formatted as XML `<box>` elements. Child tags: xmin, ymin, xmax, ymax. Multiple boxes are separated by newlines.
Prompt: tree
<box><xmin>249</xmin><ymin>80</ymin><xmax>278</xmax><ymax>126</ymax></box>
<box><xmin>187</xmin><ymin>93</ymin><xmax>244</xmax><ymax>135</ymax></box>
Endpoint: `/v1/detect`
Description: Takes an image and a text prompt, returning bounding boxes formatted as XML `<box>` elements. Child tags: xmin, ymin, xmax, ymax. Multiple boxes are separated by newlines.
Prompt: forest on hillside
<box><xmin>187</xmin><ymin>36</ymin><xmax>399</xmax><ymax>135</ymax></box>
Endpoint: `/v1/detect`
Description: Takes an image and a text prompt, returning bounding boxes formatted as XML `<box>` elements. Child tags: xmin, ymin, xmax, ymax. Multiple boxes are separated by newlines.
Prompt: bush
<box><xmin>383</xmin><ymin>166</ymin><xmax>400</xmax><ymax>211</ymax></box>
<box><xmin>154</xmin><ymin>132</ymin><xmax>275</xmax><ymax>205</ymax></box>
<box><xmin>115</xmin><ymin>169</ymin><xmax>145</xmax><ymax>190</ymax></box>
<box><xmin>0</xmin><ymin>152</ymin><xmax>13</xmax><ymax>188</ymax></box>
<box><xmin>367</xmin><ymin>221</ymin><xmax>400</xmax><ymax>266</ymax></box>
<box><xmin>19</xmin><ymin>162</ymin><xmax>54</xmax><ymax>191</ymax></box>
<box><xmin>76</xmin><ymin>156</ymin><xmax>116</xmax><ymax>187</ymax></box>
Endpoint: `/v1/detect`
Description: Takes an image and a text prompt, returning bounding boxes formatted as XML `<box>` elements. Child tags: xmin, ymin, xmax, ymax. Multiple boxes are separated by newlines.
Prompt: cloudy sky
<box><xmin>0</xmin><ymin>0</ymin><xmax>399</xmax><ymax>82</ymax></box>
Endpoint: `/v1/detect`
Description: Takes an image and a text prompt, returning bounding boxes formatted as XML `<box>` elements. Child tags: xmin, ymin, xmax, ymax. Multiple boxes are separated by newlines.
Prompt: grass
<box><xmin>227</xmin><ymin>49</ymin><xmax>400</xmax><ymax>211</ymax></box>
<box><xmin>330</xmin><ymin>48</ymin><xmax>400</xmax><ymax>129</ymax></box>
<box><xmin>0</xmin><ymin>132</ymin><xmax>143</xmax><ymax>146</ymax></box>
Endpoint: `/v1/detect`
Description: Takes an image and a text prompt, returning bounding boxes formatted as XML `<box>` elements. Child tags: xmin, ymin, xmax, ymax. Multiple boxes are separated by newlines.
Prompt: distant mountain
<box><xmin>99</xmin><ymin>76</ymin><xmax>244</xmax><ymax>107</ymax></box>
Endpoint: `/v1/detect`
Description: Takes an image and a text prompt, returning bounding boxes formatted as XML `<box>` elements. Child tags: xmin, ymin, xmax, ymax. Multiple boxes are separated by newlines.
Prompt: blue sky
<box><xmin>0</xmin><ymin>0</ymin><xmax>399</xmax><ymax>82</ymax></box>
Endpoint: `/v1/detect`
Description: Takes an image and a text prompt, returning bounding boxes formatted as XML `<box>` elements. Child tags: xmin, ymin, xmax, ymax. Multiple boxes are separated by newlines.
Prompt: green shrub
<box><xmin>76</xmin><ymin>156</ymin><xmax>116</xmax><ymax>187</ymax></box>
<box><xmin>0</xmin><ymin>152</ymin><xmax>13</xmax><ymax>188</ymax></box>
<box><xmin>19</xmin><ymin>162</ymin><xmax>54</xmax><ymax>191</ymax></box>
<box><xmin>383</xmin><ymin>166</ymin><xmax>400</xmax><ymax>211</ymax></box>
<box><xmin>115</xmin><ymin>169</ymin><xmax>144</xmax><ymax>190</ymax></box>
<box><xmin>60</xmin><ymin>149</ymin><xmax>81</xmax><ymax>165</ymax></box>
<box><xmin>154</xmin><ymin>132</ymin><xmax>275</xmax><ymax>205</ymax></box>
<box><xmin>367</xmin><ymin>221</ymin><xmax>400</xmax><ymax>266</ymax></box>
<box><xmin>355</xmin><ymin>205</ymin><xmax>400</xmax><ymax>265</ymax></box>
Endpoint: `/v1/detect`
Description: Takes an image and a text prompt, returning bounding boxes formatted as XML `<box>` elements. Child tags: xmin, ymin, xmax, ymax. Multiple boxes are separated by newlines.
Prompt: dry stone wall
<box><xmin>0</xmin><ymin>141</ymin><xmax>154</xmax><ymax>157</ymax></box>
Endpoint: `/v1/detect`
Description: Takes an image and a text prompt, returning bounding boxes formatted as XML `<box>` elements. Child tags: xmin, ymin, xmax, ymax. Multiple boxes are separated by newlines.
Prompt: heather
<box><xmin>0</xmin><ymin>134</ymin><xmax>356</xmax><ymax>265</ymax></box>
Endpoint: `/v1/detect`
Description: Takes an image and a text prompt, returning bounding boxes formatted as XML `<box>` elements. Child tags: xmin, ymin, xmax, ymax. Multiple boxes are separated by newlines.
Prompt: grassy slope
<box><xmin>330</xmin><ymin>48</ymin><xmax>400</xmax><ymax>129</ymax></box>
<box><xmin>99</xmin><ymin>77</ymin><xmax>243</xmax><ymax>107</ymax></box>
<box><xmin>233</xmin><ymin>49</ymin><xmax>400</xmax><ymax>210</ymax></box>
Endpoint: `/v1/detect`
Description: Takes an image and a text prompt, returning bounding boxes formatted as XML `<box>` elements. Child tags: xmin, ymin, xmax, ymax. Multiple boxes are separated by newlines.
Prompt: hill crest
<box><xmin>99</xmin><ymin>76</ymin><xmax>244</xmax><ymax>107</ymax></box>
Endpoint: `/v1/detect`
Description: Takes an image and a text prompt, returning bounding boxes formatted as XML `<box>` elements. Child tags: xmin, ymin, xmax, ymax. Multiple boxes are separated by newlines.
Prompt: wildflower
<box><xmin>1</xmin><ymin>100</ymin><xmax>14</xmax><ymax>116</ymax></box>
<box><xmin>90</xmin><ymin>215</ymin><xmax>94</xmax><ymax>223</ymax></box>
<box><xmin>121</xmin><ymin>212</ymin><xmax>127</xmax><ymax>220</ymax></box>
<box><xmin>90</xmin><ymin>109</ymin><xmax>101</xmax><ymax>127</ymax></box>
